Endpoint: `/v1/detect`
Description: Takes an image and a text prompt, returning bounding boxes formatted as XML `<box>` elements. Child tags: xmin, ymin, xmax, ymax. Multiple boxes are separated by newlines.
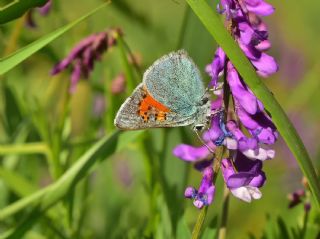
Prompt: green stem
<box><xmin>300</xmin><ymin>209</ymin><xmax>309</xmax><ymax>239</ymax></box>
<box><xmin>121</xmin><ymin>38</ymin><xmax>143</xmax><ymax>78</ymax></box>
<box><xmin>140</xmin><ymin>133</ymin><xmax>159</xmax><ymax>236</ymax></box>
<box><xmin>191</xmin><ymin>206</ymin><xmax>208</xmax><ymax>239</ymax></box>
<box><xmin>117</xmin><ymin>36</ymin><xmax>136</xmax><ymax>94</ymax></box>
<box><xmin>217</xmin><ymin>188</ymin><xmax>230</xmax><ymax>239</ymax></box>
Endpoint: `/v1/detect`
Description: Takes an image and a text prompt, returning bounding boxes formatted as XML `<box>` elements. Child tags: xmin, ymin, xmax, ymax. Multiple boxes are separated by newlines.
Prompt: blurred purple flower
<box><xmin>38</xmin><ymin>0</ymin><xmax>52</xmax><ymax>15</ymax></box>
<box><xmin>51</xmin><ymin>28</ymin><xmax>122</xmax><ymax>92</ymax></box>
<box><xmin>174</xmin><ymin>0</ymin><xmax>278</xmax><ymax>208</ymax></box>
<box><xmin>25</xmin><ymin>0</ymin><xmax>52</xmax><ymax>28</ymax></box>
<box><xmin>288</xmin><ymin>177</ymin><xmax>311</xmax><ymax>211</ymax></box>
<box><xmin>111</xmin><ymin>73</ymin><xmax>126</xmax><ymax>94</ymax></box>
<box><xmin>288</xmin><ymin>189</ymin><xmax>305</xmax><ymax>209</ymax></box>
<box><xmin>93</xmin><ymin>94</ymin><xmax>106</xmax><ymax>118</ymax></box>
<box><xmin>115</xmin><ymin>159</ymin><xmax>133</xmax><ymax>188</ymax></box>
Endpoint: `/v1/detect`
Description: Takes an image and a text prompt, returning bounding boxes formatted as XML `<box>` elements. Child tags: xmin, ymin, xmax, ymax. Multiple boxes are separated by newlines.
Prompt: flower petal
<box><xmin>173</xmin><ymin>144</ymin><xmax>210</xmax><ymax>162</ymax></box>
<box><xmin>251</xmin><ymin>53</ymin><xmax>279</xmax><ymax>77</ymax></box>
<box><xmin>244</xmin><ymin>0</ymin><xmax>275</xmax><ymax>16</ymax></box>
<box><xmin>227</xmin><ymin>63</ymin><xmax>259</xmax><ymax>114</ymax></box>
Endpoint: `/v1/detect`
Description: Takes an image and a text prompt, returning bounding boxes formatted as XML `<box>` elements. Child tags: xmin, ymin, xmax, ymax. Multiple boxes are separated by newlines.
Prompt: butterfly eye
<box><xmin>194</xmin><ymin>124</ymin><xmax>204</xmax><ymax>131</ymax></box>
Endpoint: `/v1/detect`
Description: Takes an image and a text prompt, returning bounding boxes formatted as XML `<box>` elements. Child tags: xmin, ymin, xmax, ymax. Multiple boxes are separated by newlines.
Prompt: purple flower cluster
<box><xmin>51</xmin><ymin>28</ymin><xmax>122</xmax><ymax>92</ymax></box>
<box><xmin>174</xmin><ymin>0</ymin><xmax>278</xmax><ymax>208</ymax></box>
<box><xmin>288</xmin><ymin>189</ymin><xmax>310</xmax><ymax>211</ymax></box>
<box><xmin>288</xmin><ymin>178</ymin><xmax>311</xmax><ymax>212</ymax></box>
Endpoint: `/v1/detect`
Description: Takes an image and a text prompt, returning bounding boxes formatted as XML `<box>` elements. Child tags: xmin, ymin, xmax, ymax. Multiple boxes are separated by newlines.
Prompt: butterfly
<box><xmin>114</xmin><ymin>50</ymin><xmax>211</xmax><ymax>132</ymax></box>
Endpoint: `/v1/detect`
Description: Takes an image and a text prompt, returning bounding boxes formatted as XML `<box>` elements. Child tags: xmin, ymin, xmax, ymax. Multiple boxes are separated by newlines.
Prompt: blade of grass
<box><xmin>0</xmin><ymin>2</ymin><xmax>110</xmax><ymax>75</ymax></box>
<box><xmin>0</xmin><ymin>130</ymin><xmax>143</xmax><ymax>238</ymax></box>
<box><xmin>186</xmin><ymin>0</ymin><xmax>320</xmax><ymax>207</ymax></box>
<box><xmin>0</xmin><ymin>167</ymin><xmax>37</xmax><ymax>196</ymax></box>
<box><xmin>0</xmin><ymin>142</ymin><xmax>49</xmax><ymax>155</ymax></box>
<box><xmin>0</xmin><ymin>130</ymin><xmax>142</xmax><ymax>220</ymax></box>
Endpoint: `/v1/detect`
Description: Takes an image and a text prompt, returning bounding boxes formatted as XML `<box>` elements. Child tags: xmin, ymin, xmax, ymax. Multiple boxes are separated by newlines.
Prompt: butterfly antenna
<box><xmin>194</xmin><ymin>130</ymin><xmax>215</xmax><ymax>154</ymax></box>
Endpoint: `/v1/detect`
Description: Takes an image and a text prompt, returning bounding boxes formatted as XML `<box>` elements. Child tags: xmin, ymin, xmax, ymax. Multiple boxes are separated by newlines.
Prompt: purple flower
<box><xmin>243</xmin><ymin>0</ymin><xmax>274</xmax><ymax>16</ymax></box>
<box><xmin>185</xmin><ymin>167</ymin><xmax>216</xmax><ymax>208</ymax></box>
<box><xmin>51</xmin><ymin>28</ymin><xmax>122</xmax><ymax>92</ymax></box>
<box><xmin>205</xmin><ymin>47</ymin><xmax>226</xmax><ymax>87</ymax></box>
<box><xmin>226</xmin><ymin>120</ymin><xmax>275</xmax><ymax>161</ymax></box>
<box><xmin>173</xmin><ymin>144</ymin><xmax>212</xmax><ymax>162</ymax></box>
<box><xmin>236</xmin><ymin>105</ymin><xmax>278</xmax><ymax>145</ymax></box>
<box><xmin>38</xmin><ymin>0</ymin><xmax>52</xmax><ymax>16</ymax></box>
<box><xmin>221</xmin><ymin>153</ymin><xmax>266</xmax><ymax>202</ymax></box>
<box><xmin>227</xmin><ymin>62</ymin><xmax>260</xmax><ymax>114</ymax></box>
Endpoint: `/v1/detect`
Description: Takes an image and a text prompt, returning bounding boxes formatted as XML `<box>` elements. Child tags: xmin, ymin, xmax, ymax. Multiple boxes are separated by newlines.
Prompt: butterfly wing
<box><xmin>143</xmin><ymin>50</ymin><xmax>206</xmax><ymax>117</ymax></box>
<box><xmin>114</xmin><ymin>83</ymin><xmax>196</xmax><ymax>130</ymax></box>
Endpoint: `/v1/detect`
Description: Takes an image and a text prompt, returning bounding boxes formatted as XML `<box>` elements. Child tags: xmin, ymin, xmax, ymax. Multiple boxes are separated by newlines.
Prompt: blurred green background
<box><xmin>0</xmin><ymin>0</ymin><xmax>320</xmax><ymax>238</ymax></box>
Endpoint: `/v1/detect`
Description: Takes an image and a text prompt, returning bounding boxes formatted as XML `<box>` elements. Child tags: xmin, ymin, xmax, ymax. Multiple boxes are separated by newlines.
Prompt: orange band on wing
<box><xmin>138</xmin><ymin>88</ymin><xmax>170</xmax><ymax>122</ymax></box>
<box><xmin>140</xmin><ymin>93</ymin><xmax>170</xmax><ymax>112</ymax></box>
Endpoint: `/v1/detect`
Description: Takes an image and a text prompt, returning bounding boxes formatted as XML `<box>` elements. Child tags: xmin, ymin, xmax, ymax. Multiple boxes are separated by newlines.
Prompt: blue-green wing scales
<box><xmin>143</xmin><ymin>50</ymin><xmax>205</xmax><ymax>117</ymax></box>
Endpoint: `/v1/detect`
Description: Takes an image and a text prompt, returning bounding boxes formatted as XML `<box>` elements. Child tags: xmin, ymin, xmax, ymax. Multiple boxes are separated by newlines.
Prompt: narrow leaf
<box><xmin>0</xmin><ymin>2</ymin><xmax>110</xmax><ymax>75</ymax></box>
<box><xmin>177</xmin><ymin>216</ymin><xmax>192</xmax><ymax>238</ymax></box>
<box><xmin>186</xmin><ymin>0</ymin><xmax>320</xmax><ymax>207</ymax></box>
<box><xmin>0</xmin><ymin>167</ymin><xmax>37</xmax><ymax>196</ymax></box>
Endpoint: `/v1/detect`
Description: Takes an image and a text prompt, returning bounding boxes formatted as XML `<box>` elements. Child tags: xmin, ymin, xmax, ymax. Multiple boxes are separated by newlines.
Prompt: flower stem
<box><xmin>117</xmin><ymin>36</ymin><xmax>136</xmax><ymax>94</ymax></box>
<box><xmin>121</xmin><ymin>38</ymin><xmax>143</xmax><ymax>78</ymax></box>
<box><xmin>191</xmin><ymin>206</ymin><xmax>208</xmax><ymax>239</ymax></box>
<box><xmin>218</xmin><ymin>187</ymin><xmax>230</xmax><ymax>239</ymax></box>
<box><xmin>300</xmin><ymin>206</ymin><xmax>310</xmax><ymax>239</ymax></box>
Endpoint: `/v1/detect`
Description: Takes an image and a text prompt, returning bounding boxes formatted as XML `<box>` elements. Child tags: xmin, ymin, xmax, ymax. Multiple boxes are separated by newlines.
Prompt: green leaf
<box><xmin>3</xmin><ymin>84</ymin><xmax>23</xmax><ymax>135</ymax></box>
<box><xmin>0</xmin><ymin>130</ymin><xmax>141</xmax><ymax>237</ymax></box>
<box><xmin>0</xmin><ymin>167</ymin><xmax>37</xmax><ymax>196</ymax></box>
<box><xmin>277</xmin><ymin>217</ymin><xmax>292</xmax><ymax>239</ymax></box>
<box><xmin>186</xmin><ymin>0</ymin><xmax>320</xmax><ymax>207</ymax></box>
<box><xmin>177</xmin><ymin>216</ymin><xmax>192</xmax><ymax>238</ymax></box>
<box><xmin>0</xmin><ymin>2</ymin><xmax>110</xmax><ymax>75</ymax></box>
<box><xmin>201</xmin><ymin>225</ymin><xmax>216</xmax><ymax>239</ymax></box>
<box><xmin>0</xmin><ymin>0</ymin><xmax>48</xmax><ymax>24</ymax></box>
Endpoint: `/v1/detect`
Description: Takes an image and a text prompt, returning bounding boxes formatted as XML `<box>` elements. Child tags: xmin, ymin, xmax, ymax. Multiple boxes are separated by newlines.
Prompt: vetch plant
<box><xmin>174</xmin><ymin>0</ymin><xmax>278</xmax><ymax>208</ymax></box>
